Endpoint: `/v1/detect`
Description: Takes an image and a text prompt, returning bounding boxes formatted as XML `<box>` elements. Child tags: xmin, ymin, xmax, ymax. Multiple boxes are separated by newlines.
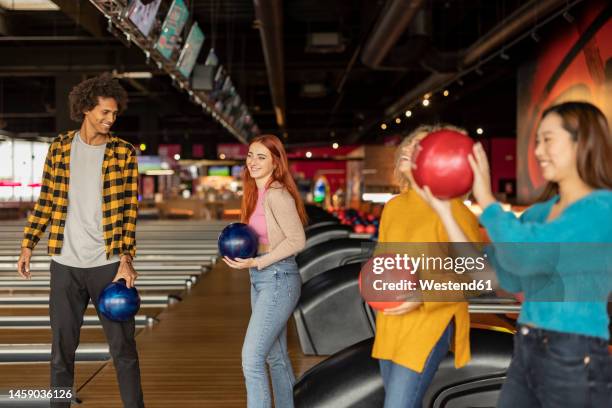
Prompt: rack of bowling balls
<box><xmin>332</xmin><ymin>208</ymin><xmax>380</xmax><ymax>237</ymax></box>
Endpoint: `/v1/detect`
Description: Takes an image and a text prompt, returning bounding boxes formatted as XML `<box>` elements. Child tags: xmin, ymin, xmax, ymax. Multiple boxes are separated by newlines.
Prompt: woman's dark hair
<box><xmin>538</xmin><ymin>101</ymin><xmax>612</xmax><ymax>199</ymax></box>
<box><xmin>68</xmin><ymin>73</ymin><xmax>128</xmax><ymax>121</ymax></box>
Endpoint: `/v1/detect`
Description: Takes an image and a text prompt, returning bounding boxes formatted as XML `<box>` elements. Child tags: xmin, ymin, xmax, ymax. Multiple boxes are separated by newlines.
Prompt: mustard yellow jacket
<box><xmin>372</xmin><ymin>190</ymin><xmax>481</xmax><ymax>372</ymax></box>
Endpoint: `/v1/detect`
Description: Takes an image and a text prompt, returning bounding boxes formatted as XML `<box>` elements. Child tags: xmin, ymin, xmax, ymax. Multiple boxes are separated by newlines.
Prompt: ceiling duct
<box><xmin>301</xmin><ymin>83</ymin><xmax>328</xmax><ymax>98</ymax></box>
<box><xmin>360</xmin><ymin>0</ymin><xmax>427</xmax><ymax>68</ymax></box>
<box><xmin>306</xmin><ymin>32</ymin><xmax>346</xmax><ymax>54</ymax></box>
<box><xmin>385</xmin><ymin>0</ymin><xmax>568</xmax><ymax>118</ymax></box>
<box><xmin>253</xmin><ymin>0</ymin><xmax>286</xmax><ymax>129</ymax></box>
<box><xmin>0</xmin><ymin>9</ymin><xmax>8</xmax><ymax>35</ymax></box>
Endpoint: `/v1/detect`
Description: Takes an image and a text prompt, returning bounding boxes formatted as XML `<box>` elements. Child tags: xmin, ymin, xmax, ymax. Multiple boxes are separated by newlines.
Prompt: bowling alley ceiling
<box><xmin>0</xmin><ymin>0</ymin><xmax>590</xmax><ymax>151</ymax></box>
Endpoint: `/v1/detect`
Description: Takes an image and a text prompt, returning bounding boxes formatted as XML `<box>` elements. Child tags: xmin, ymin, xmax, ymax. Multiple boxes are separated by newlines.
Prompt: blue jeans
<box><xmin>379</xmin><ymin>320</ymin><xmax>454</xmax><ymax>408</ymax></box>
<box><xmin>242</xmin><ymin>256</ymin><xmax>301</xmax><ymax>408</ymax></box>
<box><xmin>498</xmin><ymin>325</ymin><xmax>612</xmax><ymax>408</ymax></box>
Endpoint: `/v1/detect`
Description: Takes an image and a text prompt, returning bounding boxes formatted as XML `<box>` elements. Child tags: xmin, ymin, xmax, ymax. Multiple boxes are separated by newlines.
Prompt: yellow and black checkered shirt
<box><xmin>22</xmin><ymin>130</ymin><xmax>138</xmax><ymax>259</ymax></box>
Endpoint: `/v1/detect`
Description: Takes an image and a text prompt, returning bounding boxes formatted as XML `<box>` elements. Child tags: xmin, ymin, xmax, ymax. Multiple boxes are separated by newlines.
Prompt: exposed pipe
<box><xmin>0</xmin><ymin>36</ymin><xmax>116</xmax><ymax>42</ymax></box>
<box><xmin>463</xmin><ymin>0</ymin><xmax>566</xmax><ymax>66</ymax></box>
<box><xmin>385</xmin><ymin>0</ymin><xmax>567</xmax><ymax>118</ymax></box>
<box><xmin>360</xmin><ymin>0</ymin><xmax>427</xmax><ymax>68</ymax></box>
<box><xmin>51</xmin><ymin>0</ymin><xmax>105</xmax><ymax>37</ymax></box>
<box><xmin>253</xmin><ymin>0</ymin><xmax>286</xmax><ymax>130</ymax></box>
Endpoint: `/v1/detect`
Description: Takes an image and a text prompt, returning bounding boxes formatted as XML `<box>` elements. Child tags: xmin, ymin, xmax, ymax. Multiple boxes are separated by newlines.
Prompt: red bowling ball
<box><xmin>412</xmin><ymin>130</ymin><xmax>475</xmax><ymax>199</ymax></box>
<box><xmin>365</xmin><ymin>224</ymin><xmax>377</xmax><ymax>234</ymax></box>
<box><xmin>358</xmin><ymin>255</ymin><xmax>418</xmax><ymax>311</ymax></box>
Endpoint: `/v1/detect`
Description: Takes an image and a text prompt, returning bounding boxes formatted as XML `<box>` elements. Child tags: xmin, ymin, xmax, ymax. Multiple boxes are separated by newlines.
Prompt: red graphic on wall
<box><xmin>517</xmin><ymin>0</ymin><xmax>611</xmax><ymax>202</ymax></box>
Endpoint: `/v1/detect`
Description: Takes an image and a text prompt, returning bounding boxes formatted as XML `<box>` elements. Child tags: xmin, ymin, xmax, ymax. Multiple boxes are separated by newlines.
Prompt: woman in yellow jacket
<box><xmin>372</xmin><ymin>125</ymin><xmax>481</xmax><ymax>407</ymax></box>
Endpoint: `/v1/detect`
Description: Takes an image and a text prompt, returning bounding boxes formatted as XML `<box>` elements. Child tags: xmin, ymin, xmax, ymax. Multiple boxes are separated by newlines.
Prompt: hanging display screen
<box><xmin>154</xmin><ymin>0</ymin><xmax>189</xmax><ymax>60</ymax></box>
<box><xmin>176</xmin><ymin>22</ymin><xmax>205</xmax><ymax>78</ymax></box>
<box><xmin>126</xmin><ymin>0</ymin><xmax>162</xmax><ymax>37</ymax></box>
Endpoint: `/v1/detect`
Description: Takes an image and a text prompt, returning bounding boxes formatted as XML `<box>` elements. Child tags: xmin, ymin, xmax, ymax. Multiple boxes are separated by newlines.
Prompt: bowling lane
<box><xmin>0</xmin><ymin>328</ymin><xmax>110</xmax><ymax>343</ymax></box>
<box><xmin>0</xmin><ymin>363</ymin><xmax>106</xmax><ymax>391</ymax></box>
<box><xmin>0</xmin><ymin>307</ymin><xmax>166</xmax><ymax>317</ymax></box>
<box><xmin>74</xmin><ymin>259</ymin><xmax>326</xmax><ymax>407</ymax></box>
<box><xmin>0</xmin><ymin>219</ymin><xmax>224</xmax><ymax>405</ymax></box>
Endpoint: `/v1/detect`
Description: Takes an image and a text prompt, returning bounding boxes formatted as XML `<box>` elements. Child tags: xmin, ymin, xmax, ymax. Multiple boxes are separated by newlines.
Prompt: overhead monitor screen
<box><xmin>176</xmin><ymin>22</ymin><xmax>205</xmax><ymax>78</ymax></box>
<box><xmin>204</xmin><ymin>48</ymin><xmax>219</xmax><ymax>66</ymax></box>
<box><xmin>154</xmin><ymin>0</ymin><xmax>189</xmax><ymax>60</ymax></box>
<box><xmin>231</xmin><ymin>165</ymin><xmax>243</xmax><ymax>178</ymax></box>
<box><xmin>208</xmin><ymin>166</ymin><xmax>230</xmax><ymax>177</ymax></box>
<box><xmin>137</xmin><ymin>155</ymin><xmax>164</xmax><ymax>173</ymax></box>
<box><xmin>126</xmin><ymin>0</ymin><xmax>162</xmax><ymax>37</ymax></box>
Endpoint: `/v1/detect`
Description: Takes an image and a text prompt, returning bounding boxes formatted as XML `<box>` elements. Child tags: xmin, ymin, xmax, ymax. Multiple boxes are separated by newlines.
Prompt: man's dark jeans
<box><xmin>49</xmin><ymin>260</ymin><xmax>144</xmax><ymax>408</ymax></box>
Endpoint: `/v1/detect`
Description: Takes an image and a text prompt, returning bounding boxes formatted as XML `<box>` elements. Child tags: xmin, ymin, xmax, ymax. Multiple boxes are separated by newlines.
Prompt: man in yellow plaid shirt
<box><xmin>17</xmin><ymin>73</ymin><xmax>144</xmax><ymax>408</ymax></box>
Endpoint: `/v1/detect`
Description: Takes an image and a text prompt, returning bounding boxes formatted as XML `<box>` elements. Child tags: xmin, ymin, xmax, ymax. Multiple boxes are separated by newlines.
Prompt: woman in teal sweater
<box><xmin>415</xmin><ymin>101</ymin><xmax>612</xmax><ymax>407</ymax></box>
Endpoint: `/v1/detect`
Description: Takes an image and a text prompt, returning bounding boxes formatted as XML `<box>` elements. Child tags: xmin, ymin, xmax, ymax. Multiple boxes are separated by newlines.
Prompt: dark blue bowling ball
<box><xmin>218</xmin><ymin>222</ymin><xmax>259</xmax><ymax>259</ymax></box>
<box><xmin>98</xmin><ymin>279</ymin><xmax>141</xmax><ymax>322</ymax></box>
<box><xmin>345</xmin><ymin>209</ymin><xmax>358</xmax><ymax>218</ymax></box>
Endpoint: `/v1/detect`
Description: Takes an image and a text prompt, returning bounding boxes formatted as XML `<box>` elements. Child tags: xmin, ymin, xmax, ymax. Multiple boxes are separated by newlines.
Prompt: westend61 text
<box><xmin>372</xmin><ymin>279</ymin><xmax>493</xmax><ymax>292</ymax></box>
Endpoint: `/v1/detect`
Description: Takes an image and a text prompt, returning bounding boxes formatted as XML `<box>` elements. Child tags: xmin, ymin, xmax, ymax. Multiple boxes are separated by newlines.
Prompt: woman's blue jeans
<box><xmin>378</xmin><ymin>320</ymin><xmax>454</xmax><ymax>408</ymax></box>
<box><xmin>498</xmin><ymin>325</ymin><xmax>612</xmax><ymax>408</ymax></box>
<box><xmin>242</xmin><ymin>256</ymin><xmax>301</xmax><ymax>408</ymax></box>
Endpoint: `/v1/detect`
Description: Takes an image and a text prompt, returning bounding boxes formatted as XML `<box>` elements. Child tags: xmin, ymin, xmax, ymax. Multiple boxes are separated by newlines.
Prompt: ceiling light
<box><xmin>443</xmin><ymin>90</ymin><xmax>449</xmax><ymax>97</ymax></box>
<box><xmin>114</xmin><ymin>71</ymin><xmax>153</xmax><ymax>79</ymax></box>
<box><xmin>332</xmin><ymin>142</ymin><xmax>339</xmax><ymax>149</ymax></box>
<box><xmin>422</xmin><ymin>99</ymin><xmax>430</xmax><ymax>107</ymax></box>
<box><xmin>145</xmin><ymin>169</ymin><xmax>174</xmax><ymax>176</ymax></box>
<box><xmin>0</xmin><ymin>1</ymin><xmax>59</xmax><ymax>10</ymax></box>
<box><xmin>476</xmin><ymin>128</ymin><xmax>484</xmax><ymax>135</ymax></box>
<box><xmin>404</xmin><ymin>110</ymin><xmax>412</xmax><ymax>117</ymax></box>
<box><xmin>395</xmin><ymin>118</ymin><xmax>401</xmax><ymax>124</ymax></box>
<box><xmin>219</xmin><ymin>153</ymin><xmax>226</xmax><ymax>160</ymax></box>
<box><xmin>139</xmin><ymin>143</ymin><xmax>147</xmax><ymax>151</ymax></box>
<box><xmin>174</xmin><ymin>154</ymin><xmax>181</xmax><ymax>160</ymax></box>
<box><xmin>381</xmin><ymin>123</ymin><xmax>387</xmax><ymax>130</ymax></box>
<box><xmin>305</xmin><ymin>151</ymin><xmax>312</xmax><ymax>158</ymax></box>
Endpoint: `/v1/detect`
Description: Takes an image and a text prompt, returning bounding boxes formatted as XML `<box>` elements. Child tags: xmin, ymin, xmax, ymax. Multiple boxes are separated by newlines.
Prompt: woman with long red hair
<box><xmin>223</xmin><ymin>134</ymin><xmax>307</xmax><ymax>408</ymax></box>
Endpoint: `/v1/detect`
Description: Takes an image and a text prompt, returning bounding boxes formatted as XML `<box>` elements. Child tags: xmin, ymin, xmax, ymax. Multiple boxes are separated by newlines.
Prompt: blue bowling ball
<box><xmin>98</xmin><ymin>279</ymin><xmax>141</xmax><ymax>322</ymax></box>
<box><xmin>345</xmin><ymin>209</ymin><xmax>358</xmax><ymax>218</ymax></box>
<box><xmin>218</xmin><ymin>222</ymin><xmax>259</xmax><ymax>259</ymax></box>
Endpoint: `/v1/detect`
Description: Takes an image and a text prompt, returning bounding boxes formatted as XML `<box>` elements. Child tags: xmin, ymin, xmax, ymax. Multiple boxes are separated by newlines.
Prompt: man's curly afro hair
<box><xmin>68</xmin><ymin>73</ymin><xmax>128</xmax><ymax>122</ymax></box>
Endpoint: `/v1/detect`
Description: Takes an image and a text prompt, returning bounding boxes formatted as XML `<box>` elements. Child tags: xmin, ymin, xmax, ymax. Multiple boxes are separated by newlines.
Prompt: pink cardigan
<box><xmin>254</xmin><ymin>182</ymin><xmax>306</xmax><ymax>269</ymax></box>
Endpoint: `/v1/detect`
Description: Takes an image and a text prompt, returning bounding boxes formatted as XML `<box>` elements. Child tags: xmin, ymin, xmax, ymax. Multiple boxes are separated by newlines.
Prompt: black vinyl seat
<box><xmin>306</xmin><ymin>205</ymin><xmax>336</xmax><ymax>223</ymax></box>
<box><xmin>296</xmin><ymin>238</ymin><xmax>373</xmax><ymax>284</ymax></box>
<box><xmin>305</xmin><ymin>219</ymin><xmax>340</xmax><ymax>232</ymax></box>
<box><xmin>293</xmin><ymin>263</ymin><xmax>374</xmax><ymax>355</ymax></box>
<box><xmin>294</xmin><ymin>328</ymin><xmax>513</xmax><ymax>408</ymax></box>
<box><xmin>304</xmin><ymin>224</ymin><xmax>354</xmax><ymax>249</ymax></box>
